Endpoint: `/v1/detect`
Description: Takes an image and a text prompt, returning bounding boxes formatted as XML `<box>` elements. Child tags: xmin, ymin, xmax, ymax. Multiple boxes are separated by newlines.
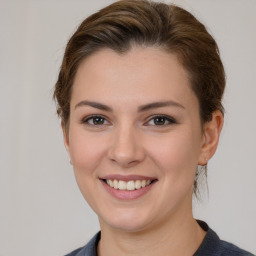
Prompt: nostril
<box><xmin>109</xmin><ymin>153</ymin><xmax>143</xmax><ymax>167</ymax></box>
<box><xmin>107</xmin><ymin>131</ymin><xmax>146</xmax><ymax>166</ymax></box>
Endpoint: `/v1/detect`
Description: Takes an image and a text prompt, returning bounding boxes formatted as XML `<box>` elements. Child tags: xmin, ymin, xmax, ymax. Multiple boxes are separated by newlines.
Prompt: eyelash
<box><xmin>146</xmin><ymin>114</ymin><xmax>177</xmax><ymax>126</ymax></box>
<box><xmin>81</xmin><ymin>115</ymin><xmax>109</xmax><ymax>126</ymax></box>
<box><xmin>81</xmin><ymin>114</ymin><xmax>177</xmax><ymax>127</ymax></box>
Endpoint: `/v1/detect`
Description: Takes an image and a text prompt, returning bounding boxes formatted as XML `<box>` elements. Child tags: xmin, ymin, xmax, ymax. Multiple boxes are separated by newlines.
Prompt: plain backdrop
<box><xmin>0</xmin><ymin>0</ymin><xmax>255</xmax><ymax>255</ymax></box>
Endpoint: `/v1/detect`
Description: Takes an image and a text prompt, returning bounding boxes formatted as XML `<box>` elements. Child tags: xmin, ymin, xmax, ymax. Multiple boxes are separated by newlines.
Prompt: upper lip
<box><xmin>100</xmin><ymin>174</ymin><xmax>157</xmax><ymax>182</ymax></box>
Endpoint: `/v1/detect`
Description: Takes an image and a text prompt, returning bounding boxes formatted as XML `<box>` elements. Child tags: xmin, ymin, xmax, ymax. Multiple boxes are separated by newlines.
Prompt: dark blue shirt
<box><xmin>65</xmin><ymin>221</ymin><xmax>254</xmax><ymax>256</ymax></box>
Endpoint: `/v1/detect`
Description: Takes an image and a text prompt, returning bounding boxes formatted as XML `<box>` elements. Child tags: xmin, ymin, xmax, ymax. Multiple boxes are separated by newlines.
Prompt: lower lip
<box><xmin>100</xmin><ymin>180</ymin><xmax>156</xmax><ymax>200</ymax></box>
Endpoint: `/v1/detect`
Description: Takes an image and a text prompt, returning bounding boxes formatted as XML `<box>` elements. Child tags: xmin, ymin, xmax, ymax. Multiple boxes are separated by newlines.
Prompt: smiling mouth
<box><xmin>102</xmin><ymin>179</ymin><xmax>157</xmax><ymax>191</ymax></box>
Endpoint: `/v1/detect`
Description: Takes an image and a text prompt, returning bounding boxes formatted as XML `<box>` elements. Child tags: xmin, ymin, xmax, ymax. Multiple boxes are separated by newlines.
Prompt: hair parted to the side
<box><xmin>53</xmin><ymin>0</ymin><xmax>226</xmax><ymax>197</ymax></box>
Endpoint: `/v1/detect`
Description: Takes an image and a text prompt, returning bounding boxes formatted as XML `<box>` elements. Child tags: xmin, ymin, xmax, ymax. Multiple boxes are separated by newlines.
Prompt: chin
<box><xmin>107</xmin><ymin>220</ymin><xmax>151</xmax><ymax>233</ymax></box>
<box><xmin>99</xmin><ymin>209</ymin><xmax>155</xmax><ymax>233</ymax></box>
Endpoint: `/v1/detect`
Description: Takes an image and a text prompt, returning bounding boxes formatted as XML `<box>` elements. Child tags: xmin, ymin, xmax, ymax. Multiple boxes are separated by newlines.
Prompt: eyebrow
<box><xmin>74</xmin><ymin>100</ymin><xmax>185</xmax><ymax>112</ymax></box>
<box><xmin>75</xmin><ymin>100</ymin><xmax>113</xmax><ymax>112</ymax></box>
<box><xmin>138</xmin><ymin>101</ymin><xmax>185</xmax><ymax>112</ymax></box>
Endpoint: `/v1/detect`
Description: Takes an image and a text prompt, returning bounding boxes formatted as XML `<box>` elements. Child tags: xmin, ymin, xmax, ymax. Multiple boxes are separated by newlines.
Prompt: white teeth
<box><xmin>135</xmin><ymin>180</ymin><xmax>141</xmax><ymax>189</ymax></box>
<box><xmin>105</xmin><ymin>179</ymin><xmax>153</xmax><ymax>191</ymax></box>
<box><xmin>113</xmin><ymin>179</ymin><xmax>118</xmax><ymax>189</ymax></box>
<box><xmin>127</xmin><ymin>181</ymin><xmax>135</xmax><ymax>190</ymax></box>
<box><xmin>108</xmin><ymin>180</ymin><xmax>114</xmax><ymax>188</ymax></box>
<box><xmin>118</xmin><ymin>180</ymin><xmax>126</xmax><ymax>190</ymax></box>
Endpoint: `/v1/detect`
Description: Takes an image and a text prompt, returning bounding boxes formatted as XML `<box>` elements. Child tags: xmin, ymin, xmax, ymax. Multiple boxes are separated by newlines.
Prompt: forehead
<box><xmin>71</xmin><ymin>46</ymin><xmax>197</xmax><ymax>109</ymax></box>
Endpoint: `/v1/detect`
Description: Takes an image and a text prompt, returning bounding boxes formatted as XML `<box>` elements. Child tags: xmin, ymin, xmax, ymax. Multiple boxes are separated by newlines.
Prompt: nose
<box><xmin>107</xmin><ymin>123</ymin><xmax>146</xmax><ymax>168</ymax></box>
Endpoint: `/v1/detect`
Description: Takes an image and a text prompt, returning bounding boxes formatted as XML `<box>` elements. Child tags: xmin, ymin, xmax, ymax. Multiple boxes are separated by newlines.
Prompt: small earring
<box><xmin>69</xmin><ymin>160</ymin><xmax>73</xmax><ymax>165</ymax></box>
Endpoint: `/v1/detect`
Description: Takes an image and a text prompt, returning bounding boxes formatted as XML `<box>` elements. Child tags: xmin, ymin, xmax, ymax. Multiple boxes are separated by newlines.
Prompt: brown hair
<box><xmin>53</xmin><ymin>0</ymin><xmax>225</xmax><ymax>196</ymax></box>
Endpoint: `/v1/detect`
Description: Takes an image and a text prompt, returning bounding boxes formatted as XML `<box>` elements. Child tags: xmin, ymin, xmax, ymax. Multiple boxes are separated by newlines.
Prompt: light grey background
<box><xmin>0</xmin><ymin>0</ymin><xmax>255</xmax><ymax>255</ymax></box>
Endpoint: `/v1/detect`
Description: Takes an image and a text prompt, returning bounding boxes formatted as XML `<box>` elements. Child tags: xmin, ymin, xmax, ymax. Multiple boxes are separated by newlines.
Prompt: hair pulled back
<box><xmin>54</xmin><ymin>0</ymin><xmax>225</xmax><ymax>127</ymax></box>
<box><xmin>53</xmin><ymin>0</ymin><xmax>226</xmax><ymax>196</ymax></box>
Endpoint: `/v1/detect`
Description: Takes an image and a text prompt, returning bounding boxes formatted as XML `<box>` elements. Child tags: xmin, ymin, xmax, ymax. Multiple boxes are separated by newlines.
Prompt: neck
<box><xmin>97</xmin><ymin>205</ymin><xmax>206</xmax><ymax>256</ymax></box>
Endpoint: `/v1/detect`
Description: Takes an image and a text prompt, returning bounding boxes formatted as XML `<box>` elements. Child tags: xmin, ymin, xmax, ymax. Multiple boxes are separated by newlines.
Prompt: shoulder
<box><xmin>218</xmin><ymin>239</ymin><xmax>254</xmax><ymax>256</ymax></box>
<box><xmin>64</xmin><ymin>232</ymin><xmax>101</xmax><ymax>256</ymax></box>
<box><xmin>195</xmin><ymin>220</ymin><xmax>254</xmax><ymax>256</ymax></box>
<box><xmin>65</xmin><ymin>247</ymin><xmax>83</xmax><ymax>256</ymax></box>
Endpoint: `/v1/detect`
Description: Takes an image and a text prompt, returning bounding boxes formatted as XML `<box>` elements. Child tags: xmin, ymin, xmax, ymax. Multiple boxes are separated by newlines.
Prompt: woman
<box><xmin>53</xmin><ymin>0</ymin><xmax>254</xmax><ymax>255</ymax></box>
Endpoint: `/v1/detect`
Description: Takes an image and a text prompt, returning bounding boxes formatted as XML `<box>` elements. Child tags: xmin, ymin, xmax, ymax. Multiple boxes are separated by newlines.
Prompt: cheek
<box><xmin>68</xmin><ymin>129</ymin><xmax>108</xmax><ymax>209</ymax></box>
<box><xmin>68</xmin><ymin>129</ymin><xmax>107</xmax><ymax>174</ymax></box>
<box><xmin>146</xmin><ymin>130</ymin><xmax>201</xmax><ymax>178</ymax></box>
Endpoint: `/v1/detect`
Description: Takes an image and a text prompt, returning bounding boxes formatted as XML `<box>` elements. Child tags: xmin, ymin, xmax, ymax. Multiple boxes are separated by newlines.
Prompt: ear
<box><xmin>61</xmin><ymin>121</ymin><xmax>70</xmax><ymax>157</ymax></box>
<box><xmin>198</xmin><ymin>110</ymin><xmax>224</xmax><ymax>165</ymax></box>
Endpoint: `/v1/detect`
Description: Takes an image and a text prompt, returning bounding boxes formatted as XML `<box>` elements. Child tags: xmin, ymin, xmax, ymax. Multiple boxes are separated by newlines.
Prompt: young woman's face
<box><xmin>65</xmin><ymin>46</ymin><xmax>206</xmax><ymax>232</ymax></box>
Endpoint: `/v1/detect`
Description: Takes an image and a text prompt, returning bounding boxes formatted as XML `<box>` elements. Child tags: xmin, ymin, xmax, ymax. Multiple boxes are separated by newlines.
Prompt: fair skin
<box><xmin>63</xmin><ymin>46</ymin><xmax>223</xmax><ymax>256</ymax></box>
